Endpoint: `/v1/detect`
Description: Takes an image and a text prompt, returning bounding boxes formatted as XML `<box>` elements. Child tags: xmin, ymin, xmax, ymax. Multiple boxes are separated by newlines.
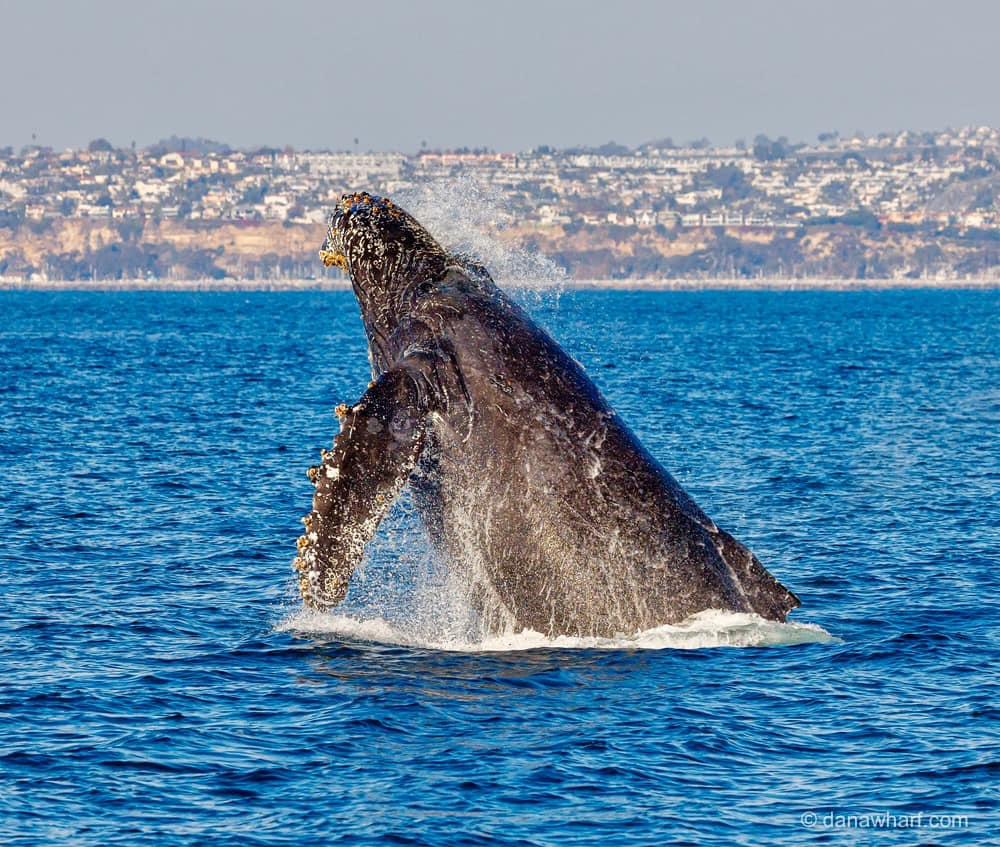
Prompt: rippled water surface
<box><xmin>1</xmin><ymin>289</ymin><xmax>997</xmax><ymax>845</ymax></box>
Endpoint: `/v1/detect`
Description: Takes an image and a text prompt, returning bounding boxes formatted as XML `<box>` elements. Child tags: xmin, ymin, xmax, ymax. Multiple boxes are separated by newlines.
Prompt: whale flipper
<box><xmin>295</xmin><ymin>364</ymin><xmax>430</xmax><ymax>610</ymax></box>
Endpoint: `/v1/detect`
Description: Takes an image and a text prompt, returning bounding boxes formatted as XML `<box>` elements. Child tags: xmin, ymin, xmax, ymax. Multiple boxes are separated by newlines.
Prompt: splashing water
<box><xmin>396</xmin><ymin>176</ymin><xmax>567</xmax><ymax>295</ymax></box>
<box><xmin>276</xmin><ymin>607</ymin><xmax>837</xmax><ymax>652</ymax></box>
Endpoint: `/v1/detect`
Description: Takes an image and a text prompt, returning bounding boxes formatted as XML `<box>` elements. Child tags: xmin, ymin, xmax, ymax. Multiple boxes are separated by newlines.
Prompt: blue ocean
<box><xmin>1</xmin><ymin>288</ymin><xmax>996</xmax><ymax>846</ymax></box>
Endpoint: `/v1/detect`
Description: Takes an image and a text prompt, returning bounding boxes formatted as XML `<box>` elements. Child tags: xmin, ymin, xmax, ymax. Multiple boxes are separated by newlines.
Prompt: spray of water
<box><xmin>276</xmin><ymin>606</ymin><xmax>838</xmax><ymax>651</ymax></box>
<box><xmin>303</xmin><ymin>489</ymin><xmax>489</xmax><ymax>644</ymax></box>
<box><xmin>395</xmin><ymin>176</ymin><xmax>567</xmax><ymax>296</ymax></box>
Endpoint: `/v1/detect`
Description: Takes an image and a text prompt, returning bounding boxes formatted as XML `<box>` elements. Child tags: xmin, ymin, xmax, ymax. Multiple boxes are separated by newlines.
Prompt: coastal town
<box><xmin>0</xmin><ymin>126</ymin><xmax>997</xmax><ymax>282</ymax></box>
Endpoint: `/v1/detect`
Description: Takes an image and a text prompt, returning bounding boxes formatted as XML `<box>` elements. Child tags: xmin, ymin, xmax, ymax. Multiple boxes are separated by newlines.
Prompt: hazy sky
<box><xmin>2</xmin><ymin>0</ymin><xmax>997</xmax><ymax>152</ymax></box>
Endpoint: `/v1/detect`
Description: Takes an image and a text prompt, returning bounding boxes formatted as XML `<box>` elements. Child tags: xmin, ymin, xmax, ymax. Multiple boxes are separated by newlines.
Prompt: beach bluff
<box><xmin>0</xmin><ymin>128</ymin><xmax>997</xmax><ymax>283</ymax></box>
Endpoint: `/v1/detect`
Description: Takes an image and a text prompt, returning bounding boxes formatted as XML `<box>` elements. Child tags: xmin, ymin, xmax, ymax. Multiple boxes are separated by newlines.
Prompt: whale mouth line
<box><xmin>319</xmin><ymin>248</ymin><xmax>348</xmax><ymax>270</ymax></box>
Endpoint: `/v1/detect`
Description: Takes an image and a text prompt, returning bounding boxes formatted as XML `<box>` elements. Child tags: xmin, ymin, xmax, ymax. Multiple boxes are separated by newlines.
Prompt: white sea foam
<box><xmin>275</xmin><ymin>606</ymin><xmax>837</xmax><ymax>652</ymax></box>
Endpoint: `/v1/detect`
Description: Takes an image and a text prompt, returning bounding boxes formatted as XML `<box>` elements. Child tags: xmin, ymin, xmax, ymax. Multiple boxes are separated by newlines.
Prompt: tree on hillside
<box><xmin>820</xmin><ymin>180</ymin><xmax>853</xmax><ymax>206</ymax></box>
<box><xmin>700</xmin><ymin>164</ymin><xmax>751</xmax><ymax>201</ymax></box>
<box><xmin>753</xmin><ymin>135</ymin><xmax>793</xmax><ymax>161</ymax></box>
<box><xmin>972</xmin><ymin>184</ymin><xmax>996</xmax><ymax>210</ymax></box>
<box><xmin>241</xmin><ymin>182</ymin><xmax>269</xmax><ymax>204</ymax></box>
<box><xmin>595</xmin><ymin>141</ymin><xmax>631</xmax><ymax>156</ymax></box>
<box><xmin>646</xmin><ymin>137</ymin><xmax>676</xmax><ymax>150</ymax></box>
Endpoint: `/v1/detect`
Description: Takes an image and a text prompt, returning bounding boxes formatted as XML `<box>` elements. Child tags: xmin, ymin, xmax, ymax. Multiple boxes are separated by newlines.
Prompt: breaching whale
<box><xmin>294</xmin><ymin>192</ymin><xmax>799</xmax><ymax>636</ymax></box>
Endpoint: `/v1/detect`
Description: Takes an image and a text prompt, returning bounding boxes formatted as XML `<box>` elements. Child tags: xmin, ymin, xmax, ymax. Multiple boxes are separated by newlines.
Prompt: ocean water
<box><xmin>1</xmin><ymin>288</ymin><xmax>997</xmax><ymax>846</ymax></box>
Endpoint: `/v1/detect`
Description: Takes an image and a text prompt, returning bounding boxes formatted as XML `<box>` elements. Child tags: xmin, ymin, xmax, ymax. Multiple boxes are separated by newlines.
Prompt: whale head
<box><xmin>320</xmin><ymin>192</ymin><xmax>448</xmax><ymax>303</ymax></box>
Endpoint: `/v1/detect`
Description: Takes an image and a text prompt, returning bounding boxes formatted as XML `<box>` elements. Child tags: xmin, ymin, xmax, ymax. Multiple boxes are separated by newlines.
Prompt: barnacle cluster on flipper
<box><xmin>293</xmin><ymin>439</ymin><xmax>345</xmax><ymax>605</ymax></box>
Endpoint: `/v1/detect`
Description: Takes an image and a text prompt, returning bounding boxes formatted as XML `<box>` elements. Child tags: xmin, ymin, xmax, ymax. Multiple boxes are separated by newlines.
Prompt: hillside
<box><xmin>1</xmin><ymin>128</ymin><xmax>998</xmax><ymax>282</ymax></box>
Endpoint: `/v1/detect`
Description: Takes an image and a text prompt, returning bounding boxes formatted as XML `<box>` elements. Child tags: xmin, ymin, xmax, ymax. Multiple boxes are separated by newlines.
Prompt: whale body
<box><xmin>294</xmin><ymin>192</ymin><xmax>799</xmax><ymax>636</ymax></box>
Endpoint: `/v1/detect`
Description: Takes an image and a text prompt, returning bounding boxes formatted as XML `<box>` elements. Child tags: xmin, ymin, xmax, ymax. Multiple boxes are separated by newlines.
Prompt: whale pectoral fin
<box><xmin>295</xmin><ymin>365</ymin><xmax>430</xmax><ymax>610</ymax></box>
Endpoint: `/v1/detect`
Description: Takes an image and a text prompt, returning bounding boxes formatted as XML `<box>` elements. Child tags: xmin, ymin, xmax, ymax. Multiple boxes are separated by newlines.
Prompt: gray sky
<box><xmin>2</xmin><ymin>0</ymin><xmax>997</xmax><ymax>152</ymax></box>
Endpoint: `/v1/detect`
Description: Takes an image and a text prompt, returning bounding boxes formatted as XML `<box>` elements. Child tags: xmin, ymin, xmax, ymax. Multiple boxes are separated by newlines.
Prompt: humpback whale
<box><xmin>294</xmin><ymin>192</ymin><xmax>799</xmax><ymax>636</ymax></box>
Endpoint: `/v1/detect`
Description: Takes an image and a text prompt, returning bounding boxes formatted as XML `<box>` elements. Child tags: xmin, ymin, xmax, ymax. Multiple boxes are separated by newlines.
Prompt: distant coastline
<box><xmin>3</xmin><ymin>276</ymin><xmax>997</xmax><ymax>292</ymax></box>
<box><xmin>1</xmin><ymin>128</ymin><xmax>997</xmax><ymax>285</ymax></box>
